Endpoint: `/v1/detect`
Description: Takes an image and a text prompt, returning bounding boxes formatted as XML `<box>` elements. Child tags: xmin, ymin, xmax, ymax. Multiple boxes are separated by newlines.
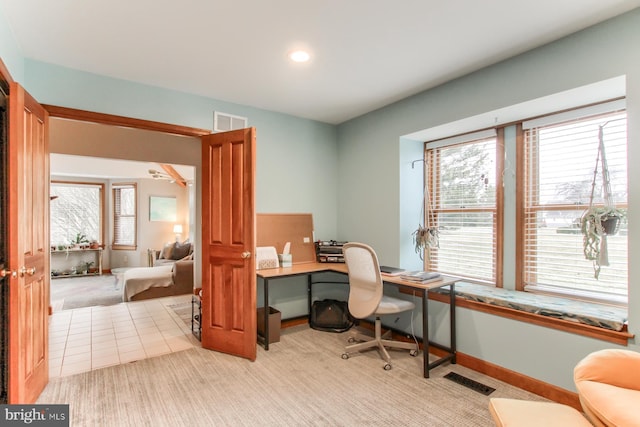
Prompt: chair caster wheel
<box><xmin>383</xmin><ymin>363</ymin><xmax>392</xmax><ymax>371</ymax></box>
<box><xmin>410</xmin><ymin>349</ymin><xmax>419</xmax><ymax>357</ymax></box>
<box><xmin>341</xmin><ymin>353</ymin><xmax>349</xmax><ymax>360</ymax></box>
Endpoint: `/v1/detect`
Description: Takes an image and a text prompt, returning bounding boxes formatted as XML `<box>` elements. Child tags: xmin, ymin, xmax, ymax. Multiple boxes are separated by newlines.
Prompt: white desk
<box><xmin>257</xmin><ymin>262</ymin><xmax>457</xmax><ymax>378</ymax></box>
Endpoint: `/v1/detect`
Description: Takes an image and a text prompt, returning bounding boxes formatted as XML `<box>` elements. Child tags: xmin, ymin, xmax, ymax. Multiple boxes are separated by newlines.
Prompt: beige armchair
<box><xmin>574</xmin><ymin>348</ymin><xmax>640</xmax><ymax>427</ymax></box>
<box><xmin>488</xmin><ymin>348</ymin><xmax>640</xmax><ymax>427</ymax></box>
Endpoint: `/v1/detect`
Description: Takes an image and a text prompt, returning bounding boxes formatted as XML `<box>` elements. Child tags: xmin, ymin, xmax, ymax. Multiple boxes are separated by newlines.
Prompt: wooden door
<box><xmin>201</xmin><ymin>128</ymin><xmax>256</xmax><ymax>360</ymax></box>
<box><xmin>0</xmin><ymin>71</ymin><xmax>9</xmax><ymax>403</ymax></box>
<box><xmin>7</xmin><ymin>83</ymin><xmax>49</xmax><ymax>403</ymax></box>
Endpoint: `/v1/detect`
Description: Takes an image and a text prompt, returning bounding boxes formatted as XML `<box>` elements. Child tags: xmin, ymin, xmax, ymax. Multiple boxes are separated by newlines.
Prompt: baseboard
<box><xmin>283</xmin><ymin>319</ymin><xmax>581</xmax><ymax>411</ymax></box>
<box><xmin>437</xmin><ymin>348</ymin><xmax>581</xmax><ymax>411</ymax></box>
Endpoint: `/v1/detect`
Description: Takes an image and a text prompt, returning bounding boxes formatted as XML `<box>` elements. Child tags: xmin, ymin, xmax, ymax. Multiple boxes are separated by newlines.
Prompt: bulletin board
<box><xmin>256</xmin><ymin>213</ymin><xmax>316</xmax><ymax>264</ymax></box>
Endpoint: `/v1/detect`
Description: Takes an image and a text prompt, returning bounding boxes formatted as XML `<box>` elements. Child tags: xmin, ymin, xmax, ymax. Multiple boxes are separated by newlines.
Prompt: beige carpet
<box><xmin>38</xmin><ymin>325</ymin><xmax>545</xmax><ymax>426</ymax></box>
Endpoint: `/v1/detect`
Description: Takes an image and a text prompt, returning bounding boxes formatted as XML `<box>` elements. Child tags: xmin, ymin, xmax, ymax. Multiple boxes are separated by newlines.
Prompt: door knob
<box><xmin>19</xmin><ymin>266</ymin><xmax>36</xmax><ymax>277</ymax></box>
<box><xmin>241</xmin><ymin>251</ymin><xmax>251</xmax><ymax>259</ymax></box>
<box><xmin>1</xmin><ymin>269</ymin><xmax>16</xmax><ymax>278</ymax></box>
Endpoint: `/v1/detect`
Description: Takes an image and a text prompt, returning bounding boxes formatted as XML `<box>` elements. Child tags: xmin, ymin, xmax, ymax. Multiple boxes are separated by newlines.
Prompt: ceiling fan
<box><xmin>148</xmin><ymin>169</ymin><xmax>173</xmax><ymax>181</ymax></box>
<box><xmin>148</xmin><ymin>164</ymin><xmax>188</xmax><ymax>187</ymax></box>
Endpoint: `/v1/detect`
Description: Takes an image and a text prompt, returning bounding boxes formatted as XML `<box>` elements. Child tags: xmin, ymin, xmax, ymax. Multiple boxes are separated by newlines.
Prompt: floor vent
<box><xmin>444</xmin><ymin>372</ymin><xmax>495</xmax><ymax>395</ymax></box>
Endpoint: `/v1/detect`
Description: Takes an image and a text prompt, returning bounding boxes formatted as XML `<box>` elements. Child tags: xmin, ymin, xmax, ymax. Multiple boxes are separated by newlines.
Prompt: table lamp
<box><xmin>173</xmin><ymin>224</ymin><xmax>183</xmax><ymax>242</ymax></box>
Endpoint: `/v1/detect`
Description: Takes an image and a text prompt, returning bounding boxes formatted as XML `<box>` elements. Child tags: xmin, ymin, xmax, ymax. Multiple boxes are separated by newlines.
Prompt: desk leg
<box><xmin>264</xmin><ymin>277</ymin><xmax>270</xmax><ymax>351</ymax></box>
<box><xmin>422</xmin><ymin>289</ymin><xmax>430</xmax><ymax>378</ymax></box>
<box><xmin>308</xmin><ymin>275</ymin><xmax>313</xmax><ymax>316</ymax></box>
<box><xmin>450</xmin><ymin>283</ymin><xmax>456</xmax><ymax>364</ymax></box>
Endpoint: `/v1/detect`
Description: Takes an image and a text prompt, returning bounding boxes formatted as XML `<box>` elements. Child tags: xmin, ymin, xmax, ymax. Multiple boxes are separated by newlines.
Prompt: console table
<box><xmin>51</xmin><ymin>248</ymin><xmax>103</xmax><ymax>278</ymax></box>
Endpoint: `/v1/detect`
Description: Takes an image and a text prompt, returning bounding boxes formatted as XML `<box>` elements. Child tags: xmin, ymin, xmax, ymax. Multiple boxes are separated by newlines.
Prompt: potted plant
<box><xmin>581</xmin><ymin>206</ymin><xmax>624</xmax><ymax>237</ymax></box>
<box><xmin>70</xmin><ymin>233</ymin><xmax>89</xmax><ymax>249</ymax></box>
<box><xmin>581</xmin><ymin>206</ymin><xmax>625</xmax><ymax>276</ymax></box>
<box><xmin>79</xmin><ymin>261</ymin><xmax>94</xmax><ymax>275</ymax></box>
<box><xmin>412</xmin><ymin>225</ymin><xmax>439</xmax><ymax>261</ymax></box>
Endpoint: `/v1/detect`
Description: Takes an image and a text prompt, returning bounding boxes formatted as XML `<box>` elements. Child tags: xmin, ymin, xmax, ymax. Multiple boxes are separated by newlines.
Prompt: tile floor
<box><xmin>48</xmin><ymin>294</ymin><xmax>198</xmax><ymax>378</ymax></box>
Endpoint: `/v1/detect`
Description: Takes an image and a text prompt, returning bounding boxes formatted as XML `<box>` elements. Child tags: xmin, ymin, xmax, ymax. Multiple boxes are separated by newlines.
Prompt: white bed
<box><xmin>122</xmin><ymin>265</ymin><xmax>174</xmax><ymax>302</ymax></box>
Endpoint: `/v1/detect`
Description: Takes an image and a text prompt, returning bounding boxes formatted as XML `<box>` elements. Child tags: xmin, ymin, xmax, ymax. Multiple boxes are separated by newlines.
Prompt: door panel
<box><xmin>8</xmin><ymin>83</ymin><xmax>49</xmax><ymax>403</ymax></box>
<box><xmin>201</xmin><ymin>128</ymin><xmax>256</xmax><ymax>361</ymax></box>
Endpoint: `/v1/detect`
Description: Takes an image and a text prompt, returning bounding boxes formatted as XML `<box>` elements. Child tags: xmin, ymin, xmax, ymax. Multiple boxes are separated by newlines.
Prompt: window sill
<box><xmin>112</xmin><ymin>245</ymin><xmax>137</xmax><ymax>251</ymax></box>
<box><xmin>420</xmin><ymin>285</ymin><xmax>633</xmax><ymax>346</ymax></box>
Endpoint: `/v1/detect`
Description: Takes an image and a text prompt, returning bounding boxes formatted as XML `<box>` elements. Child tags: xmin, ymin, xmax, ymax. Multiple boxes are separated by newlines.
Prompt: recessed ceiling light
<box><xmin>289</xmin><ymin>50</ymin><xmax>310</xmax><ymax>63</ymax></box>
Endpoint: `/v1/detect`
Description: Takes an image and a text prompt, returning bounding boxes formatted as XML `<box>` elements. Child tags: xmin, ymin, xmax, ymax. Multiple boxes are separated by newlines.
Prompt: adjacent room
<box><xmin>1</xmin><ymin>1</ymin><xmax>639</xmax><ymax>426</ymax></box>
<box><xmin>48</xmin><ymin>147</ymin><xmax>199</xmax><ymax>377</ymax></box>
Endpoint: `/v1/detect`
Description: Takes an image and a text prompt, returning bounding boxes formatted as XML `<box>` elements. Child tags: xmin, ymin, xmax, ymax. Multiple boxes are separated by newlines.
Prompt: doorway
<box><xmin>45</xmin><ymin>107</ymin><xmax>208</xmax><ymax>377</ymax></box>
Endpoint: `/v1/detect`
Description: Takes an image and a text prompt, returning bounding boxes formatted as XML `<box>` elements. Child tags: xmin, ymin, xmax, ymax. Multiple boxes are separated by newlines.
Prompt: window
<box><xmin>50</xmin><ymin>182</ymin><xmax>103</xmax><ymax>247</ymax></box>
<box><xmin>521</xmin><ymin>103</ymin><xmax>627</xmax><ymax>304</ymax></box>
<box><xmin>112</xmin><ymin>183</ymin><xmax>137</xmax><ymax>250</ymax></box>
<box><xmin>425</xmin><ymin>130</ymin><xmax>501</xmax><ymax>284</ymax></box>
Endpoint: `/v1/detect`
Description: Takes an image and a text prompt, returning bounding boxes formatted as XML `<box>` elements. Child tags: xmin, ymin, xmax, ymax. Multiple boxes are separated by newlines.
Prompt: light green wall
<box><xmin>337</xmin><ymin>9</ymin><xmax>640</xmax><ymax>391</ymax></box>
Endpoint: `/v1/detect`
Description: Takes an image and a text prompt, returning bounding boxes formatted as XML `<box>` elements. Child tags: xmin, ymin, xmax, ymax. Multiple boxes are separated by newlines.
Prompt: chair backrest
<box><xmin>343</xmin><ymin>242</ymin><xmax>383</xmax><ymax>319</ymax></box>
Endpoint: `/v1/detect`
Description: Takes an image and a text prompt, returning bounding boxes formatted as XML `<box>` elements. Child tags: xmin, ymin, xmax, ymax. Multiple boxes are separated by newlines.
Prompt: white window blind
<box><xmin>112</xmin><ymin>184</ymin><xmax>137</xmax><ymax>249</ymax></box>
<box><xmin>522</xmin><ymin>109</ymin><xmax>627</xmax><ymax>303</ymax></box>
<box><xmin>426</xmin><ymin>136</ymin><xmax>497</xmax><ymax>283</ymax></box>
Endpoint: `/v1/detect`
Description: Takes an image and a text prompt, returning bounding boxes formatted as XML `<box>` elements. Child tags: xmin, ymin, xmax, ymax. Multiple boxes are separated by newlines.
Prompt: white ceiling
<box><xmin>2</xmin><ymin>1</ymin><xmax>640</xmax><ymax>124</ymax></box>
<box><xmin>50</xmin><ymin>154</ymin><xmax>195</xmax><ymax>181</ymax></box>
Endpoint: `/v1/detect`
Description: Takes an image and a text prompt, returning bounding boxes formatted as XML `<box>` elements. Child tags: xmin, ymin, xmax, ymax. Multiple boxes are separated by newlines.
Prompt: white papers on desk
<box><xmin>380</xmin><ymin>266</ymin><xmax>405</xmax><ymax>276</ymax></box>
<box><xmin>400</xmin><ymin>271</ymin><xmax>441</xmax><ymax>283</ymax></box>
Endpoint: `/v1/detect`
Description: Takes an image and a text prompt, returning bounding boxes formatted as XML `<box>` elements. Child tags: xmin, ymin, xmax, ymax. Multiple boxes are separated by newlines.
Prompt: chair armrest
<box><xmin>147</xmin><ymin>249</ymin><xmax>160</xmax><ymax>267</ymax></box>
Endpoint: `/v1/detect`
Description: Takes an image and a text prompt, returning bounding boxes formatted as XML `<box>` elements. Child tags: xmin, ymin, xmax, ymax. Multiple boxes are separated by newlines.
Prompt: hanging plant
<box><xmin>581</xmin><ymin>122</ymin><xmax>625</xmax><ymax>279</ymax></box>
<box><xmin>581</xmin><ymin>206</ymin><xmax>625</xmax><ymax>278</ymax></box>
<box><xmin>412</xmin><ymin>225</ymin><xmax>439</xmax><ymax>260</ymax></box>
<box><xmin>412</xmin><ymin>178</ymin><xmax>439</xmax><ymax>260</ymax></box>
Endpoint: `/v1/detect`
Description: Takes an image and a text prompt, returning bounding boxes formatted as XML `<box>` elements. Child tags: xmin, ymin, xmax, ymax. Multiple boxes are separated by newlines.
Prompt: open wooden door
<box><xmin>201</xmin><ymin>128</ymin><xmax>256</xmax><ymax>360</ymax></box>
<box><xmin>7</xmin><ymin>82</ymin><xmax>49</xmax><ymax>403</ymax></box>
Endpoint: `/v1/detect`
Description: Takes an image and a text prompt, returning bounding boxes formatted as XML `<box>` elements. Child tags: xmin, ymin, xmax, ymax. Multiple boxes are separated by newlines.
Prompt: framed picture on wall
<box><xmin>149</xmin><ymin>196</ymin><xmax>177</xmax><ymax>222</ymax></box>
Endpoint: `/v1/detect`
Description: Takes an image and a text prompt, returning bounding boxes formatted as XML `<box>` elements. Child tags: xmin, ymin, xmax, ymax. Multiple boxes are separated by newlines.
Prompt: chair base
<box><xmin>342</xmin><ymin>317</ymin><xmax>418</xmax><ymax>370</ymax></box>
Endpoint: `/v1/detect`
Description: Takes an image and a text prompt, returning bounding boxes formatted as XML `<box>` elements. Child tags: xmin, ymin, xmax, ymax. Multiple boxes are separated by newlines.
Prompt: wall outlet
<box><xmin>303</xmin><ymin>237</ymin><xmax>310</xmax><ymax>243</ymax></box>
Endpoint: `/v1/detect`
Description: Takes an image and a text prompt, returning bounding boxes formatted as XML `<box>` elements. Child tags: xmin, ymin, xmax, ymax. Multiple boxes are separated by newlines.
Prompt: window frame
<box><xmin>112</xmin><ymin>182</ymin><xmax>138</xmax><ymax>251</ymax></box>
<box><xmin>516</xmin><ymin>105</ymin><xmax>628</xmax><ymax>305</ymax></box>
<box><xmin>424</xmin><ymin>129</ymin><xmax>504</xmax><ymax>286</ymax></box>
